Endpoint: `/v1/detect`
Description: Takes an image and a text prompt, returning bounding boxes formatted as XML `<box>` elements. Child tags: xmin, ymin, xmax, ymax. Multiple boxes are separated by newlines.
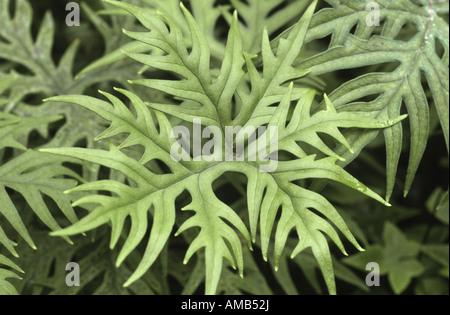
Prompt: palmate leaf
<box><xmin>270</xmin><ymin>0</ymin><xmax>449</xmax><ymax>201</ymax></box>
<box><xmin>41</xmin><ymin>89</ymin><xmax>402</xmax><ymax>295</ymax></box>
<box><xmin>42</xmin><ymin>1</ymin><xmax>406</xmax><ymax>295</ymax></box>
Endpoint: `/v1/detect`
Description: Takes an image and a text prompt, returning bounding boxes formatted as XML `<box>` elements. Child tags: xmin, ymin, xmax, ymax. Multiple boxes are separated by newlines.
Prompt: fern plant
<box><xmin>41</xmin><ymin>0</ymin><xmax>406</xmax><ymax>295</ymax></box>
<box><xmin>0</xmin><ymin>0</ymin><xmax>448</xmax><ymax>296</ymax></box>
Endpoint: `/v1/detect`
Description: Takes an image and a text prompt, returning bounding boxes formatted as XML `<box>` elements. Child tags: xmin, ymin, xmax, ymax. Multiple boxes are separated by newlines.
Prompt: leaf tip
<box><xmin>385</xmin><ymin>193</ymin><xmax>391</xmax><ymax>204</ymax></box>
<box><xmin>399</xmin><ymin>114</ymin><xmax>409</xmax><ymax>121</ymax></box>
<box><xmin>232</xmin><ymin>10</ymin><xmax>238</xmax><ymax>21</ymax></box>
<box><xmin>123</xmin><ymin>279</ymin><xmax>132</xmax><ymax>288</ymax></box>
<box><xmin>403</xmin><ymin>187</ymin><xmax>410</xmax><ymax>198</ymax></box>
<box><xmin>262</xmin><ymin>254</ymin><xmax>268</xmax><ymax>262</ymax></box>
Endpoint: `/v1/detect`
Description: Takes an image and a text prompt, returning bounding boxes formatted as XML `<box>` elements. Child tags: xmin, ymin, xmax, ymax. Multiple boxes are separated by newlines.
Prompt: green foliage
<box><xmin>344</xmin><ymin>222</ymin><xmax>425</xmax><ymax>294</ymax></box>
<box><xmin>0</xmin><ymin>0</ymin><xmax>448</xmax><ymax>296</ymax></box>
<box><xmin>0</xmin><ymin>150</ymin><xmax>80</xmax><ymax>251</ymax></box>
<box><xmin>10</xmin><ymin>230</ymin><xmax>162</xmax><ymax>295</ymax></box>
<box><xmin>0</xmin><ymin>253</ymin><xmax>23</xmax><ymax>295</ymax></box>
<box><xmin>297</xmin><ymin>0</ymin><xmax>449</xmax><ymax>201</ymax></box>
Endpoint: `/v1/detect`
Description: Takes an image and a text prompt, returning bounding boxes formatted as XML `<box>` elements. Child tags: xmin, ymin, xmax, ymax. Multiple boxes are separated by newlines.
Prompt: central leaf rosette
<box><xmin>169</xmin><ymin>116</ymin><xmax>280</xmax><ymax>173</ymax></box>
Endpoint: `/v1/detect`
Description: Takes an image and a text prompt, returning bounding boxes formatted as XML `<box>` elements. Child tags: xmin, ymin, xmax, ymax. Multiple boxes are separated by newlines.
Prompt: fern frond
<box><xmin>106</xmin><ymin>0</ymin><xmax>244</xmax><ymax>130</ymax></box>
<box><xmin>42</xmin><ymin>86</ymin><xmax>404</xmax><ymax>295</ymax></box>
<box><xmin>0</xmin><ymin>0</ymin><xmax>142</xmax><ymax>148</ymax></box>
<box><xmin>0</xmin><ymin>111</ymin><xmax>78</xmax><ymax>257</ymax></box>
<box><xmin>268</xmin><ymin>0</ymin><xmax>449</xmax><ymax>200</ymax></box>
<box><xmin>40</xmin><ymin>0</ymin><xmax>409</xmax><ymax>295</ymax></box>
<box><xmin>0</xmin><ymin>151</ymin><xmax>79</xmax><ymax>253</ymax></box>
<box><xmin>77</xmin><ymin>0</ymin><xmax>228</xmax><ymax>78</ymax></box>
<box><xmin>0</xmin><ymin>0</ymin><xmax>79</xmax><ymax>104</ymax></box>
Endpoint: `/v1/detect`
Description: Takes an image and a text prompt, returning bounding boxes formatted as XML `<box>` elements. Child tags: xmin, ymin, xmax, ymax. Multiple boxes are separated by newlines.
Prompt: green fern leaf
<box><xmin>0</xmin><ymin>112</ymin><xmax>77</xmax><ymax>257</ymax></box>
<box><xmin>0</xmin><ymin>0</ymin><xmax>79</xmax><ymax>105</ymax></box>
<box><xmin>0</xmin><ymin>151</ymin><xmax>79</xmax><ymax>252</ymax></box>
<box><xmin>41</xmin><ymin>89</ymin><xmax>403</xmax><ymax>295</ymax></box>
<box><xmin>268</xmin><ymin>0</ymin><xmax>449</xmax><ymax>200</ymax></box>
<box><xmin>0</xmin><ymin>0</ymin><xmax>142</xmax><ymax>148</ymax></box>
<box><xmin>41</xmin><ymin>1</ymin><xmax>407</xmax><ymax>295</ymax></box>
